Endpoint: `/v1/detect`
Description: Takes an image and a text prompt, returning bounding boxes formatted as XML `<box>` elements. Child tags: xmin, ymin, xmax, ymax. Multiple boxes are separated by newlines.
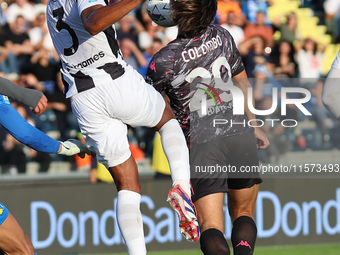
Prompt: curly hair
<box><xmin>171</xmin><ymin>0</ymin><xmax>217</xmax><ymax>38</ymax></box>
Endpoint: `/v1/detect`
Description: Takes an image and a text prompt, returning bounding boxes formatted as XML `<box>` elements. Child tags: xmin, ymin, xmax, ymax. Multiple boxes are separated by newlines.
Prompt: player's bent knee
<box><xmin>153</xmin><ymin>103</ymin><xmax>176</xmax><ymax>131</ymax></box>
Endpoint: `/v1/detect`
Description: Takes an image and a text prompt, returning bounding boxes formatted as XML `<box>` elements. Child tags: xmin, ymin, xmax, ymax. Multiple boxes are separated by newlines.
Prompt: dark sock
<box><xmin>200</xmin><ymin>228</ymin><xmax>230</xmax><ymax>255</ymax></box>
<box><xmin>231</xmin><ymin>216</ymin><xmax>257</xmax><ymax>255</ymax></box>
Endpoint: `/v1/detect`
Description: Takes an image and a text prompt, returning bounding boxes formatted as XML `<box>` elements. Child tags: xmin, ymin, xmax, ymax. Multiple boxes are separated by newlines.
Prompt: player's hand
<box><xmin>33</xmin><ymin>94</ymin><xmax>48</xmax><ymax>116</ymax></box>
<box><xmin>254</xmin><ymin>128</ymin><xmax>269</xmax><ymax>149</ymax></box>
<box><xmin>58</xmin><ymin>139</ymin><xmax>92</xmax><ymax>158</ymax></box>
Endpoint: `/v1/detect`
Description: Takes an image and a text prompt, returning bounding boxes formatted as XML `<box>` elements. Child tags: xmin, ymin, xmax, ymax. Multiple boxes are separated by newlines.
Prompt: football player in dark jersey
<box><xmin>146</xmin><ymin>0</ymin><xmax>269</xmax><ymax>254</ymax></box>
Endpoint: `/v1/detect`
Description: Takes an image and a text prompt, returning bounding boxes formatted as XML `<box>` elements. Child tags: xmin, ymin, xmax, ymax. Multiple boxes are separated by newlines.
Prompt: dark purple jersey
<box><xmin>146</xmin><ymin>24</ymin><xmax>253</xmax><ymax>146</ymax></box>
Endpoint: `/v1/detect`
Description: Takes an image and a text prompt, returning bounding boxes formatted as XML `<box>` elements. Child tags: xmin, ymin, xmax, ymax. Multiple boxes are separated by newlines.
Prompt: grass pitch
<box><xmin>84</xmin><ymin>243</ymin><xmax>340</xmax><ymax>255</ymax></box>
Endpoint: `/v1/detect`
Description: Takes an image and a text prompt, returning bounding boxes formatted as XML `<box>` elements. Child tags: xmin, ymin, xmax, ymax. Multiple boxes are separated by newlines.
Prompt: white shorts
<box><xmin>71</xmin><ymin>65</ymin><xmax>165</xmax><ymax>168</ymax></box>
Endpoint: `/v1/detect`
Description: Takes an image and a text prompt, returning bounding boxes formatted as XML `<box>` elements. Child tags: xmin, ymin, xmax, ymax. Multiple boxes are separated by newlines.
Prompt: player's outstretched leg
<box><xmin>154</xmin><ymin>103</ymin><xmax>199</xmax><ymax>241</ymax></box>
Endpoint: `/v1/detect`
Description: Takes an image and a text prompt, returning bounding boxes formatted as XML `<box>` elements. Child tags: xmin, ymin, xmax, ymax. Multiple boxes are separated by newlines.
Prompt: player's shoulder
<box><xmin>152</xmin><ymin>41</ymin><xmax>178</xmax><ymax>63</ymax></box>
<box><xmin>209</xmin><ymin>23</ymin><xmax>233</xmax><ymax>38</ymax></box>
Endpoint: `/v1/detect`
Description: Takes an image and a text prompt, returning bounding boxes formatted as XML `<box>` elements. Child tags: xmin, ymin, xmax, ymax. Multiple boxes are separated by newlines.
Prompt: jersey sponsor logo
<box><xmin>68</xmin><ymin>51</ymin><xmax>105</xmax><ymax>69</ymax></box>
<box><xmin>181</xmin><ymin>35</ymin><xmax>223</xmax><ymax>63</ymax></box>
<box><xmin>89</xmin><ymin>0</ymin><xmax>98</xmax><ymax>2</ymax></box>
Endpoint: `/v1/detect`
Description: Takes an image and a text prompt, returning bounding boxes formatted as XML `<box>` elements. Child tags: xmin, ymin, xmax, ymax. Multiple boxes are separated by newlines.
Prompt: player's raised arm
<box><xmin>0</xmin><ymin>100</ymin><xmax>91</xmax><ymax>157</ymax></box>
<box><xmin>81</xmin><ymin>0</ymin><xmax>145</xmax><ymax>35</ymax></box>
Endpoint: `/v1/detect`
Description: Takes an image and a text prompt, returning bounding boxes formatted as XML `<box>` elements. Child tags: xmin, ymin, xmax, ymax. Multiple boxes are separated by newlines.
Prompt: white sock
<box><xmin>117</xmin><ymin>190</ymin><xmax>146</xmax><ymax>255</ymax></box>
<box><xmin>158</xmin><ymin>119</ymin><xmax>191</xmax><ymax>196</ymax></box>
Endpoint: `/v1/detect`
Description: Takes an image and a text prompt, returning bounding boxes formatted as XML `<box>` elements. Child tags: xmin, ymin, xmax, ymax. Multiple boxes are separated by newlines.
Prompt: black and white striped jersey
<box><xmin>47</xmin><ymin>0</ymin><xmax>125</xmax><ymax>98</ymax></box>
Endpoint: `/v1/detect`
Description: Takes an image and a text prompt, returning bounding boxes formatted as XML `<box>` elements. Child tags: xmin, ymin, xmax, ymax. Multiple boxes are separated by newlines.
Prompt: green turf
<box><xmin>83</xmin><ymin>243</ymin><xmax>340</xmax><ymax>255</ymax></box>
<box><xmin>255</xmin><ymin>243</ymin><xmax>340</xmax><ymax>255</ymax></box>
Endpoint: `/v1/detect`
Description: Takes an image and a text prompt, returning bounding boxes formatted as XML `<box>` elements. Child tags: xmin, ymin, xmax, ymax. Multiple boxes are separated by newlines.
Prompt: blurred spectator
<box><xmin>309</xmin><ymin>81</ymin><xmax>334</xmax><ymax>147</ymax></box>
<box><xmin>18</xmin><ymin>74</ymin><xmax>57</xmax><ymax>133</ymax></box>
<box><xmin>323</xmin><ymin>0</ymin><xmax>340</xmax><ymax>43</ymax></box>
<box><xmin>244</xmin><ymin>11</ymin><xmax>274</xmax><ymax>48</ymax></box>
<box><xmin>241</xmin><ymin>0</ymin><xmax>273</xmax><ymax>25</ymax></box>
<box><xmin>0</xmin><ymin>23</ymin><xmax>18</xmax><ymax>79</ymax></box>
<box><xmin>29</xmin><ymin>11</ymin><xmax>58</xmax><ymax>61</ymax></box>
<box><xmin>0</xmin><ymin>0</ymin><xmax>8</xmax><ymax>26</ymax></box>
<box><xmin>138</xmin><ymin>5</ymin><xmax>168</xmax><ymax>50</ymax></box>
<box><xmin>272</xmin><ymin>12</ymin><xmax>301</xmax><ymax>44</ymax></box>
<box><xmin>252</xmin><ymin>64</ymin><xmax>280</xmax><ymax>102</ymax></box>
<box><xmin>120</xmin><ymin>38</ymin><xmax>148</xmax><ymax>71</ymax></box>
<box><xmin>217</xmin><ymin>0</ymin><xmax>244</xmax><ymax>26</ymax></box>
<box><xmin>220</xmin><ymin>11</ymin><xmax>245</xmax><ymax>47</ymax></box>
<box><xmin>138</xmin><ymin>37</ymin><xmax>164</xmax><ymax>77</ymax></box>
<box><xmin>34</xmin><ymin>0</ymin><xmax>48</xmax><ymax>16</ymax></box>
<box><xmin>271</xmin><ymin>40</ymin><xmax>297</xmax><ymax>78</ymax></box>
<box><xmin>46</xmin><ymin>72</ymin><xmax>79</xmax><ymax>140</ymax></box>
<box><xmin>295</xmin><ymin>37</ymin><xmax>326</xmax><ymax>87</ymax></box>
<box><xmin>18</xmin><ymin>48</ymin><xmax>60</xmax><ymax>134</ymax></box>
<box><xmin>238</xmin><ymin>35</ymin><xmax>273</xmax><ymax>77</ymax></box>
<box><xmin>257</xmin><ymin>96</ymin><xmax>293</xmax><ymax>163</ymax></box>
<box><xmin>2</xmin><ymin>15</ymin><xmax>33</xmax><ymax>73</ymax></box>
<box><xmin>6</xmin><ymin>0</ymin><xmax>35</xmax><ymax>27</ymax></box>
<box><xmin>116</xmin><ymin>14</ymin><xmax>145</xmax><ymax>46</ymax></box>
<box><xmin>23</xmin><ymin>47</ymin><xmax>59</xmax><ymax>94</ymax></box>
<box><xmin>0</xmin><ymin>46</ymin><xmax>7</xmax><ymax>66</ymax></box>
<box><xmin>0</xmin><ymin>44</ymin><xmax>18</xmax><ymax>79</ymax></box>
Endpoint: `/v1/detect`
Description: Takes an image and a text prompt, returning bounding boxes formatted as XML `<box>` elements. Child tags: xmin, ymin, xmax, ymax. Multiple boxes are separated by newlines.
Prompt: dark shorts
<box><xmin>190</xmin><ymin>132</ymin><xmax>262</xmax><ymax>203</ymax></box>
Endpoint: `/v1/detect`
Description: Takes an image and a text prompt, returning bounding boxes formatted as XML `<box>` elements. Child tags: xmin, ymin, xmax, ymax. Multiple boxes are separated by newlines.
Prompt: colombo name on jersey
<box><xmin>146</xmin><ymin>24</ymin><xmax>253</xmax><ymax>146</ymax></box>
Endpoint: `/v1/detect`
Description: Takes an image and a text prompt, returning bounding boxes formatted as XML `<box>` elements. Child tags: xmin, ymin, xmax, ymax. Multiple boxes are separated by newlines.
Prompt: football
<box><xmin>146</xmin><ymin>0</ymin><xmax>176</xmax><ymax>27</ymax></box>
